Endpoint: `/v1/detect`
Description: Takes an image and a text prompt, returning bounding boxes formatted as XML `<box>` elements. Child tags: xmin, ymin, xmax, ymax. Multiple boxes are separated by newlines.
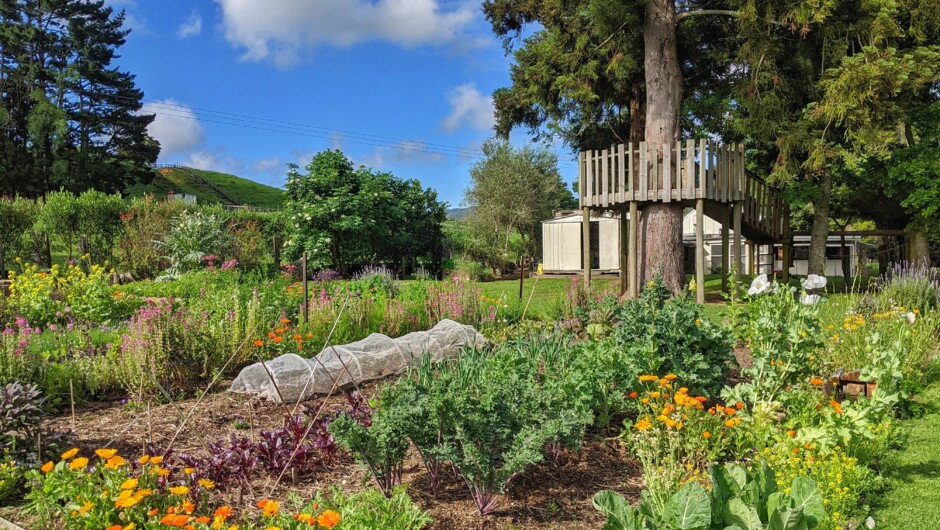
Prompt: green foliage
<box><xmin>39</xmin><ymin>192</ymin><xmax>81</xmax><ymax>260</ymax></box>
<box><xmin>115</xmin><ymin>196</ymin><xmax>189</xmax><ymax>279</ymax></box>
<box><xmin>284</xmin><ymin>150</ymin><xmax>446</xmax><ymax>275</ymax></box>
<box><xmin>8</xmin><ymin>260</ymin><xmax>121</xmax><ymax>327</ymax></box>
<box><xmin>594</xmin><ymin>463</ymin><xmax>825</xmax><ymax>530</ymax></box>
<box><xmin>0</xmin><ymin>197</ymin><xmax>39</xmax><ymax>274</ymax></box>
<box><xmin>319</xmin><ymin>486</ymin><xmax>431</xmax><ymax>530</ymax></box>
<box><xmin>0</xmin><ymin>382</ymin><xmax>66</xmax><ymax>464</ymax></box>
<box><xmin>156</xmin><ymin>211</ymin><xmax>229</xmax><ymax>279</ymax></box>
<box><xmin>0</xmin><ymin>0</ymin><xmax>157</xmax><ymax>196</ymax></box>
<box><xmin>75</xmin><ymin>191</ymin><xmax>125</xmax><ymax>264</ymax></box>
<box><xmin>612</xmin><ymin>279</ymin><xmax>734</xmax><ymax>397</ymax></box>
<box><xmin>0</xmin><ymin>455</ymin><xmax>23</xmax><ymax>502</ymax></box>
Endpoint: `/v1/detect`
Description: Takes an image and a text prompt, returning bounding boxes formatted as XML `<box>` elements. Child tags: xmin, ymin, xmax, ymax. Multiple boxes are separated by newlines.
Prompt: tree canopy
<box><xmin>0</xmin><ymin>0</ymin><xmax>158</xmax><ymax>196</ymax></box>
<box><xmin>284</xmin><ymin>150</ymin><xmax>447</xmax><ymax>276</ymax></box>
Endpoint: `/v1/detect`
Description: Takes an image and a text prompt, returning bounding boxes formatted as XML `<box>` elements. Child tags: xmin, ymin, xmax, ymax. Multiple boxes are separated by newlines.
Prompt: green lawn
<box><xmin>871</xmin><ymin>377</ymin><xmax>940</xmax><ymax>529</ymax></box>
<box><xmin>476</xmin><ymin>276</ymin><xmax>619</xmax><ymax>318</ymax></box>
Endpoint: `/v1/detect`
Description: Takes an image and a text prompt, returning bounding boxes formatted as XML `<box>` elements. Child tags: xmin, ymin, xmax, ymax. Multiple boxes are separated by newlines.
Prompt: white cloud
<box><xmin>361</xmin><ymin>140</ymin><xmax>448</xmax><ymax>169</ymax></box>
<box><xmin>215</xmin><ymin>0</ymin><xmax>478</xmax><ymax>66</ymax></box>
<box><xmin>181</xmin><ymin>149</ymin><xmax>245</xmax><ymax>175</ymax></box>
<box><xmin>253</xmin><ymin>156</ymin><xmax>282</xmax><ymax>173</ymax></box>
<box><xmin>441</xmin><ymin>83</ymin><xmax>494</xmax><ymax>132</ymax></box>
<box><xmin>177</xmin><ymin>10</ymin><xmax>203</xmax><ymax>38</ymax></box>
<box><xmin>140</xmin><ymin>99</ymin><xmax>205</xmax><ymax>158</ymax></box>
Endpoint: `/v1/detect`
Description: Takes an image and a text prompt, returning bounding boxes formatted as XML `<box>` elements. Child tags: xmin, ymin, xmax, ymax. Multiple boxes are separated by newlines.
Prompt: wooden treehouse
<box><xmin>578</xmin><ymin>140</ymin><xmax>791</xmax><ymax>303</ymax></box>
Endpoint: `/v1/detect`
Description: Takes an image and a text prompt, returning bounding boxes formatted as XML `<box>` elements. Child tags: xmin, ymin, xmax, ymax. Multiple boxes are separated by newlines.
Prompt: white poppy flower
<box><xmin>800</xmin><ymin>294</ymin><xmax>821</xmax><ymax>305</ymax></box>
<box><xmin>748</xmin><ymin>274</ymin><xmax>771</xmax><ymax>296</ymax></box>
<box><xmin>907</xmin><ymin>312</ymin><xmax>917</xmax><ymax>324</ymax></box>
<box><xmin>802</xmin><ymin>274</ymin><xmax>828</xmax><ymax>290</ymax></box>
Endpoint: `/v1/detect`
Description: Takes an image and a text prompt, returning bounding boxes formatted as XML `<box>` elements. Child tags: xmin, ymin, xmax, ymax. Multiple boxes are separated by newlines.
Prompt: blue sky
<box><xmin>108</xmin><ymin>0</ymin><xmax>576</xmax><ymax>206</ymax></box>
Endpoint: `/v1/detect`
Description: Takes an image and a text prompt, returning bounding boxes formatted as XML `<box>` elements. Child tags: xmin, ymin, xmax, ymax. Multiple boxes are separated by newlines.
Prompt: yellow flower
<box><xmin>138</xmin><ymin>455</ymin><xmax>149</xmax><ymax>465</ymax></box>
<box><xmin>184</xmin><ymin>467</ymin><xmax>196</xmax><ymax>475</ymax></box>
<box><xmin>41</xmin><ymin>461</ymin><xmax>54</xmax><ymax>473</ymax></box>
<box><xmin>169</xmin><ymin>486</ymin><xmax>190</xmax><ymax>495</ymax></box>
<box><xmin>79</xmin><ymin>500</ymin><xmax>93</xmax><ymax>515</ymax></box>
<box><xmin>105</xmin><ymin>456</ymin><xmax>126</xmax><ymax>469</ymax></box>
<box><xmin>635</xmin><ymin>418</ymin><xmax>652</xmax><ymax>430</ymax></box>
<box><xmin>95</xmin><ymin>449</ymin><xmax>118</xmax><ymax>460</ymax></box>
<box><xmin>69</xmin><ymin>457</ymin><xmax>89</xmax><ymax>470</ymax></box>
<box><xmin>61</xmin><ymin>448</ymin><xmax>80</xmax><ymax>460</ymax></box>
<box><xmin>149</xmin><ymin>456</ymin><xmax>163</xmax><ymax>465</ymax></box>
<box><xmin>120</xmin><ymin>478</ymin><xmax>138</xmax><ymax>490</ymax></box>
<box><xmin>198</xmin><ymin>479</ymin><xmax>215</xmax><ymax>489</ymax></box>
<box><xmin>639</xmin><ymin>374</ymin><xmax>658</xmax><ymax>382</ymax></box>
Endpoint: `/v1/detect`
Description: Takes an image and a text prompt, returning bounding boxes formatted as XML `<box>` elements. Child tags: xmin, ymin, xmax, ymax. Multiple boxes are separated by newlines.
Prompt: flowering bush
<box><xmin>623</xmin><ymin>374</ymin><xmax>739</xmax><ymax>512</ymax></box>
<box><xmin>8</xmin><ymin>259</ymin><xmax>122</xmax><ymax>326</ymax></box>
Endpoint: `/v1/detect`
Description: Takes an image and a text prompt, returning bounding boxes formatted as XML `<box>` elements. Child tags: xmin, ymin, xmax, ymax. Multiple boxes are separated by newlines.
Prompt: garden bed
<box><xmin>19</xmin><ymin>385</ymin><xmax>643</xmax><ymax>530</ymax></box>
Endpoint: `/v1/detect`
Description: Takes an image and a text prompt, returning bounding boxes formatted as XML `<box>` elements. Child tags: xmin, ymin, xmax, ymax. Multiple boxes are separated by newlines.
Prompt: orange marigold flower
<box><xmin>79</xmin><ymin>500</ymin><xmax>93</xmax><ymax>514</ymax></box>
<box><xmin>260</xmin><ymin>499</ymin><xmax>280</xmax><ymax>517</ymax></box>
<box><xmin>106</xmin><ymin>525</ymin><xmax>122</xmax><ymax>530</ymax></box>
<box><xmin>648</xmin><ymin>391</ymin><xmax>661</xmax><ymax>399</ymax></box>
<box><xmin>183</xmin><ymin>501</ymin><xmax>195</xmax><ymax>514</ymax></box>
<box><xmin>664</xmin><ymin>374</ymin><xmax>678</xmax><ymax>381</ymax></box>
<box><xmin>120</xmin><ymin>478</ymin><xmax>139</xmax><ymax>490</ymax></box>
<box><xmin>138</xmin><ymin>455</ymin><xmax>150</xmax><ymax>465</ymax></box>
<box><xmin>69</xmin><ymin>457</ymin><xmax>89</xmax><ymax>470</ymax></box>
<box><xmin>305</xmin><ymin>333</ymin><xmax>314</xmax><ymax>339</ymax></box>
<box><xmin>105</xmin><ymin>456</ymin><xmax>126</xmax><ymax>469</ymax></box>
<box><xmin>159</xmin><ymin>513</ymin><xmax>189</xmax><ymax>527</ymax></box>
<box><xmin>787</xmin><ymin>429</ymin><xmax>796</xmax><ymax>438</ymax></box>
<box><xmin>735</xmin><ymin>402</ymin><xmax>744</xmax><ymax>410</ymax></box>
<box><xmin>810</xmin><ymin>377</ymin><xmax>824</xmax><ymax>386</ymax></box>
<box><xmin>724</xmin><ymin>419</ymin><xmax>735</xmax><ymax>428</ymax></box>
<box><xmin>635</xmin><ymin>418</ymin><xmax>652</xmax><ymax>430</ymax></box>
<box><xmin>41</xmin><ymin>461</ymin><xmax>54</xmax><ymax>473</ymax></box>
<box><xmin>641</xmin><ymin>398</ymin><xmax>649</xmax><ymax>404</ymax></box>
<box><xmin>96</xmin><ymin>449</ymin><xmax>118</xmax><ymax>460</ymax></box>
<box><xmin>831</xmin><ymin>400</ymin><xmax>842</xmax><ymax>415</ymax></box>
<box><xmin>292</xmin><ymin>334</ymin><xmax>301</xmax><ymax>340</ymax></box>
<box><xmin>724</xmin><ymin>407</ymin><xmax>736</xmax><ymax>416</ymax></box>
<box><xmin>273</xmin><ymin>336</ymin><xmax>283</xmax><ymax>343</ymax></box>
<box><xmin>61</xmin><ymin>448</ymin><xmax>79</xmax><ymax>460</ymax></box>
<box><xmin>267</xmin><ymin>332</ymin><xmax>276</xmax><ymax>339</ymax></box>
<box><xmin>254</xmin><ymin>340</ymin><xmax>265</xmax><ymax>347</ymax></box>
<box><xmin>150</xmin><ymin>456</ymin><xmax>164</xmax><ymax>465</ymax></box>
<box><xmin>317</xmin><ymin>509</ymin><xmax>341</xmax><ymax>528</ymax></box>
<box><xmin>194</xmin><ymin>517</ymin><xmax>210</xmax><ymax>524</ymax></box>
<box><xmin>149</xmin><ymin>508</ymin><xmax>160</xmax><ymax>516</ymax></box>
<box><xmin>281</xmin><ymin>318</ymin><xmax>291</xmax><ymax>324</ymax></box>
<box><xmin>638</xmin><ymin>375</ymin><xmax>658</xmax><ymax>382</ymax></box>
<box><xmin>703</xmin><ymin>431</ymin><xmax>711</xmax><ymax>439</ymax></box>
<box><xmin>707</xmin><ymin>407</ymin><xmax>716</xmax><ymax>415</ymax></box>
<box><xmin>275</xmin><ymin>328</ymin><xmax>285</xmax><ymax>334</ymax></box>
<box><xmin>214</xmin><ymin>506</ymin><xmax>234</xmax><ymax>519</ymax></box>
<box><xmin>792</xmin><ymin>447</ymin><xmax>800</xmax><ymax>454</ymax></box>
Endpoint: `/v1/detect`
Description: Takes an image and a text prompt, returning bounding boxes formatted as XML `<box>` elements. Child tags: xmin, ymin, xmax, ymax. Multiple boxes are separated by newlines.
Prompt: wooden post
<box><xmin>628</xmin><ymin>202</ymin><xmax>638</xmax><ymax>298</ymax></box>
<box><xmin>782</xmin><ymin>243</ymin><xmax>792</xmax><ymax>283</ymax></box>
<box><xmin>273</xmin><ymin>234</ymin><xmax>281</xmax><ymax>267</ymax></box>
<box><xmin>518</xmin><ymin>254</ymin><xmax>525</xmax><ymax>299</ymax></box>
<box><xmin>302</xmin><ymin>252</ymin><xmax>309</xmax><ymax>324</ymax></box>
<box><xmin>582</xmin><ymin>206</ymin><xmax>591</xmax><ymax>286</ymax></box>
<box><xmin>748</xmin><ymin>243</ymin><xmax>756</xmax><ymax>276</ymax></box>
<box><xmin>721</xmin><ymin>214</ymin><xmax>730</xmax><ymax>292</ymax></box>
<box><xmin>695</xmin><ymin>199</ymin><xmax>705</xmax><ymax>303</ymax></box>
<box><xmin>733</xmin><ymin>202</ymin><xmax>743</xmax><ymax>279</ymax></box>
<box><xmin>619</xmin><ymin>206</ymin><xmax>627</xmax><ymax>295</ymax></box>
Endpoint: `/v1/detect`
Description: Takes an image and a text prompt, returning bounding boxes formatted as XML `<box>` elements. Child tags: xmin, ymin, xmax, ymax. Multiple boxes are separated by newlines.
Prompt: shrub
<box><xmin>75</xmin><ymin>190</ymin><xmax>124</xmax><ymax>264</ymax></box>
<box><xmin>612</xmin><ymin>278</ymin><xmax>734</xmax><ymax>397</ymax></box>
<box><xmin>157</xmin><ymin>211</ymin><xmax>229</xmax><ymax>279</ymax></box>
<box><xmin>0</xmin><ymin>383</ymin><xmax>67</xmax><ymax>464</ymax></box>
<box><xmin>877</xmin><ymin>260</ymin><xmax>939</xmax><ymax>311</ymax></box>
<box><xmin>115</xmin><ymin>196</ymin><xmax>188</xmax><ymax>279</ymax></box>
<box><xmin>0</xmin><ymin>197</ymin><xmax>39</xmax><ymax>276</ymax></box>
<box><xmin>7</xmin><ymin>260</ymin><xmax>120</xmax><ymax>327</ymax></box>
<box><xmin>260</xmin><ymin>486</ymin><xmax>431</xmax><ymax>530</ymax></box>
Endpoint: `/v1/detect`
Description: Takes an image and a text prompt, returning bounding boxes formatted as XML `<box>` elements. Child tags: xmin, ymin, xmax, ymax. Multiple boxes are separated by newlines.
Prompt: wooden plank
<box><xmin>733</xmin><ymin>201</ymin><xmax>743</xmax><ymax>277</ymax></box>
<box><xmin>627</xmin><ymin>142</ymin><xmax>634</xmax><ymax>201</ymax></box>
<box><xmin>685</xmin><ymin>139</ymin><xmax>695</xmax><ymax>200</ymax></box>
<box><xmin>618</xmin><ymin>143</ymin><xmax>626</xmax><ymax>203</ymax></box>
<box><xmin>721</xmin><ymin>210</ymin><xmax>729</xmax><ymax>292</ymax></box>
<box><xmin>620</xmin><ymin>204</ymin><xmax>628</xmax><ymax>295</ymax></box>
<box><xmin>578</xmin><ymin>151</ymin><xmax>585</xmax><ymax>207</ymax></box>
<box><xmin>695</xmin><ymin>198</ymin><xmax>705</xmax><ymax>303</ymax></box>
<box><xmin>639</xmin><ymin>142</ymin><xmax>648</xmax><ymax>201</ymax></box>
<box><xmin>697</xmin><ymin>139</ymin><xmax>706</xmax><ymax>199</ymax></box>
<box><xmin>662</xmin><ymin>142</ymin><xmax>671</xmax><ymax>203</ymax></box>
<box><xmin>582</xmin><ymin>206</ymin><xmax>591</xmax><ymax>285</ymax></box>
<box><xmin>587</xmin><ymin>150</ymin><xmax>596</xmax><ymax>206</ymax></box>
<box><xmin>738</xmin><ymin>144</ymin><xmax>746</xmax><ymax>201</ymax></box>
<box><xmin>601</xmin><ymin>148</ymin><xmax>609</xmax><ymax>207</ymax></box>
<box><xmin>628</xmin><ymin>201</ymin><xmax>638</xmax><ymax>298</ymax></box>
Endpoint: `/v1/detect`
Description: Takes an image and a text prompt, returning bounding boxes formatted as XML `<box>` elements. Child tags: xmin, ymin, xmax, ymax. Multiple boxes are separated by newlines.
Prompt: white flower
<box><xmin>802</xmin><ymin>274</ymin><xmax>828</xmax><ymax>290</ymax></box>
<box><xmin>800</xmin><ymin>294</ymin><xmax>821</xmax><ymax>305</ymax></box>
<box><xmin>748</xmin><ymin>274</ymin><xmax>771</xmax><ymax>296</ymax></box>
<box><xmin>790</xmin><ymin>286</ymin><xmax>798</xmax><ymax>294</ymax></box>
<box><xmin>906</xmin><ymin>312</ymin><xmax>916</xmax><ymax>324</ymax></box>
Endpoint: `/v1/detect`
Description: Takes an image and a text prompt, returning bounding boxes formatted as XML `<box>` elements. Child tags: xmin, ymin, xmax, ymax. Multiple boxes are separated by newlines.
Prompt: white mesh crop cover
<box><xmin>229</xmin><ymin>319</ymin><xmax>486</xmax><ymax>402</ymax></box>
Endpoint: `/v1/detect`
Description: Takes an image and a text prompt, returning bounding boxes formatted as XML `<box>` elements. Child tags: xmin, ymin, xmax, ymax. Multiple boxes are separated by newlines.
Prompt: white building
<box><xmin>541</xmin><ymin>210</ymin><xmax>861</xmax><ymax>277</ymax></box>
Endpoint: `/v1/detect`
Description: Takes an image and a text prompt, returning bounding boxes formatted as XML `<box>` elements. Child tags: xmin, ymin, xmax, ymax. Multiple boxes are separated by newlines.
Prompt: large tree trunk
<box><xmin>808</xmin><ymin>172</ymin><xmax>832</xmax><ymax>275</ymax></box>
<box><xmin>642</xmin><ymin>0</ymin><xmax>685</xmax><ymax>294</ymax></box>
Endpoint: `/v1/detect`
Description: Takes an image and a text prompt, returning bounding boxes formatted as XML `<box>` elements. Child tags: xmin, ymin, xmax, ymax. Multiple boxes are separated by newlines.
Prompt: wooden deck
<box><xmin>577</xmin><ymin>140</ymin><xmax>791</xmax><ymax>302</ymax></box>
<box><xmin>578</xmin><ymin>140</ymin><xmax>788</xmax><ymax>241</ymax></box>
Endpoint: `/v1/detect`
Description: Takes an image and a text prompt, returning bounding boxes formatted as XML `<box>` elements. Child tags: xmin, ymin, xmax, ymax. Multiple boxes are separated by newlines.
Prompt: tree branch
<box><xmin>676</xmin><ymin>9</ymin><xmax>740</xmax><ymax>22</ymax></box>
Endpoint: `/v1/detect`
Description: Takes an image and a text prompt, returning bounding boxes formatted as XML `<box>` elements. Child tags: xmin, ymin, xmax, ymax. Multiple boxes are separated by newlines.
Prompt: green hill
<box><xmin>126</xmin><ymin>166</ymin><xmax>285</xmax><ymax>209</ymax></box>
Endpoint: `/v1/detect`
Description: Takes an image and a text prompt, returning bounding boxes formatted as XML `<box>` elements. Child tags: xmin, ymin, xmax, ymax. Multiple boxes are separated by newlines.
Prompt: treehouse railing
<box><xmin>578</xmin><ymin>140</ymin><xmax>786</xmax><ymax>240</ymax></box>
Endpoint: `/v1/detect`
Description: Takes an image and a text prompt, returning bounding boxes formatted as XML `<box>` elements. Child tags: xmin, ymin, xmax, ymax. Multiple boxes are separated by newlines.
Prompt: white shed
<box><xmin>541</xmin><ymin>210</ymin><xmax>622</xmax><ymax>273</ymax></box>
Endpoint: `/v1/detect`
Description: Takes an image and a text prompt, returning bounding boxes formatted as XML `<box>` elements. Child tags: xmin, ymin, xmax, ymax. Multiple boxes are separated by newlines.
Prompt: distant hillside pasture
<box><xmin>127</xmin><ymin>167</ymin><xmax>285</xmax><ymax>209</ymax></box>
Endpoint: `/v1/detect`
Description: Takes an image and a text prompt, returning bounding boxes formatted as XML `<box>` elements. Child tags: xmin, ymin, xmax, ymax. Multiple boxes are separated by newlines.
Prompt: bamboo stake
<box><xmin>69</xmin><ymin>380</ymin><xmax>76</xmax><ymax>432</ymax></box>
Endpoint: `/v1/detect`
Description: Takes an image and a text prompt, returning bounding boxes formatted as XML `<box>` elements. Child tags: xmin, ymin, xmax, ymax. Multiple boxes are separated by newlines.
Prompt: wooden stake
<box><xmin>69</xmin><ymin>379</ymin><xmax>76</xmax><ymax>433</ymax></box>
<box><xmin>302</xmin><ymin>252</ymin><xmax>309</xmax><ymax>324</ymax></box>
<box><xmin>695</xmin><ymin>199</ymin><xmax>706</xmax><ymax>304</ymax></box>
<box><xmin>518</xmin><ymin>254</ymin><xmax>525</xmax><ymax>299</ymax></box>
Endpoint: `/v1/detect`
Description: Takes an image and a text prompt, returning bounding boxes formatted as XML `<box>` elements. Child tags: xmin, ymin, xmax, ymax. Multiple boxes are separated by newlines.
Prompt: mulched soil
<box><xmin>21</xmin><ymin>381</ymin><xmax>644</xmax><ymax>530</ymax></box>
